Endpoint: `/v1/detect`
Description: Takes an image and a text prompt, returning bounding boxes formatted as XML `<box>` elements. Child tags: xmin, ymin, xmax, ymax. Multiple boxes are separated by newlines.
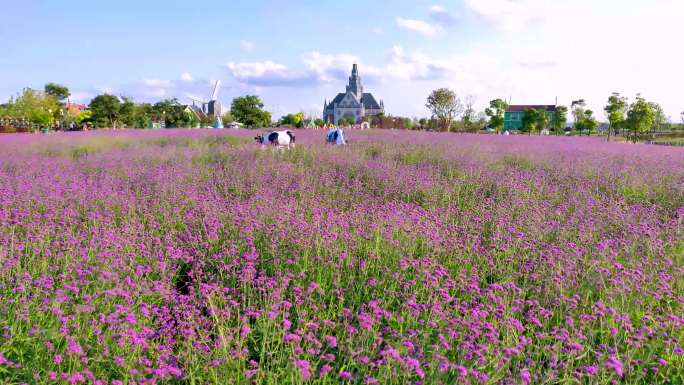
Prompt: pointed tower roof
<box><xmin>346</xmin><ymin>63</ymin><xmax>363</xmax><ymax>99</ymax></box>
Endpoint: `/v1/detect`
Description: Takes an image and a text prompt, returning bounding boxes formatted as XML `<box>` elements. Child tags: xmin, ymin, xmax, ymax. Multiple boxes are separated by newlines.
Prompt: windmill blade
<box><xmin>188</xmin><ymin>96</ymin><xmax>208</xmax><ymax>104</ymax></box>
<box><xmin>210</xmin><ymin>80</ymin><xmax>221</xmax><ymax>101</ymax></box>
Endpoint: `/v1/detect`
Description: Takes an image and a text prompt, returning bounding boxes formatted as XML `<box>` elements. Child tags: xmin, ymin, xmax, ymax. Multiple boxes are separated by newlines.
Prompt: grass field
<box><xmin>0</xmin><ymin>129</ymin><xmax>683</xmax><ymax>384</ymax></box>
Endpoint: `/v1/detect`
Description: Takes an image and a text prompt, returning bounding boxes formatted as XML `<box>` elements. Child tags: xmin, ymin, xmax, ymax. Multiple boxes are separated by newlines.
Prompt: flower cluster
<box><xmin>0</xmin><ymin>129</ymin><xmax>682</xmax><ymax>384</ymax></box>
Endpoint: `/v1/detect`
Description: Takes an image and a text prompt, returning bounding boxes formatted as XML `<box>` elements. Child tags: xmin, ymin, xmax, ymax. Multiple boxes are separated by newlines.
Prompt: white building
<box><xmin>323</xmin><ymin>64</ymin><xmax>384</xmax><ymax>124</ymax></box>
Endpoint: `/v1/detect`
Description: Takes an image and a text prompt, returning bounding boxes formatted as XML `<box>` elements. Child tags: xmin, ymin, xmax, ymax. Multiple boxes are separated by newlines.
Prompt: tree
<box><xmin>537</xmin><ymin>108</ymin><xmax>550</xmax><ymax>133</ymax></box>
<box><xmin>475</xmin><ymin>112</ymin><xmax>487</xmax><ymax>131</ymax></box>
<box><xmin>44</xmin><ymin>83</ymin><xmax>70</xmax><ymax>104</ymax></box>
<box><xmin>152</xmin><ymin>98</ymin><xmax>195</xmax><ymax>128</ymax></box>
<box><xmin>314</xmin><ymin>118</ymin><xmax>325</xmax><ymax>128</ymax></box>
<box><xmin>418</xmin><ymin>118</ymin><xmax>428</xmax><ymax>129</ymax></box>
<box><xmin>338</xmin><ymin>115</ymin><xmax>356</xmax><ymax>127</ymax></box>
<box><xmin>75</xmin><ymin>110</ymin><xmax>92</xmax><ymax>125</ymax></box>
<box><xmin>280</xmin><ymin>112</ymin><xmax>305</xmax><ymax>127</ymax></box>
<box><xmin>231</xmin><ymin>95</ymin><xmax>271</xmax><ymax>128</ymax></box>
<box><xmin>583</xmin><ymin>110</ymin><xmax>598</xmax><ymax>135</ymax></box>
<box><xmin>552</xmin><ymin>105</ymin><xmax>568</xmax><ymax>134</ymax></box>
<box><xmin>521</xmin><ymin>108</ymin><xmax>538</xmax><ymax>133</ymax></box>
<box><xmin>222</xmin><ymin>110</ymin><xmax>235</xmax><ymax>126</ymax></box>
<box><xmin>571</xmin><ymin>99</ymin><xmax>586</xmax><ymax>134</ymax></box>
<box><xmin>485</xmin><ymin>99</ymin><xmax>509</xmax><ymax>134</ymax></box>
<box><xmin>520</xmin><ymin>108</ymin><xmax>549</xmax><ymax>134</ymax></box>
<box><xmin>292</xmin><ymin>112</ymin><xmax>304</xmax><ymax>128</ymax></box>
<box><xmin>8</xmin><ymin>88</ymin><xmax>59</xmax><ymax>129</ymax></box>
<box><xmin>426</xmin><ymin>88</ymin><xmax>463</xmax><ymax>131</ymax></box>
<box><xmin>604</xmin><ymin>93</ymin><xmax>628</xmax><ymax>141</ymax></box>
<box><xmin>650</xmin><ymin>102</ymin><xmax>668</xmax><ymax>133</ymax></box>
<box><xmin>625</xmin><ymin>96</ymin><xmax>655</xmax><ymax>142</ymax></box>
<box><xmin>461</xmin><ymin>95</ymin><xmax>477</xmax><ymax>132</ymax></box>
<box><xmin>119</xmin><ymin>97</ymin><xmax>136</xmax><ymax>127</ymax></box>
<box><xmin>89</xmin><ymin>94</ymin><xmax>121</xmax><ymax>128</ymax></box>
<box><xmin>118</xmin><ymin>100</ymin><xmax>153</xmax><ymax>128</ymax></box>
<box><xmin>135</xmin><ymin>103</ymin><xmax>153</xmax><ymax>128</ymax></box>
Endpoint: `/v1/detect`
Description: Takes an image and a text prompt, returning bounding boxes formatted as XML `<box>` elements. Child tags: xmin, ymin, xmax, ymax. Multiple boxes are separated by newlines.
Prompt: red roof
<box><xmin>507</xmin><ymin>105</ymin><xmax>556</xmax><ymax>112</ymax></box>
<box><xmin>66</xmin><ymin>103</ymin><xmax>87</xmax><ymax>115</ymax></box>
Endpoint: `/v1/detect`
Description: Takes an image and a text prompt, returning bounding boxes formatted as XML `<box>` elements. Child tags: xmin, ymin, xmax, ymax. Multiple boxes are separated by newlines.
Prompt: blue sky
<box><xmin>2</xmin><ymin>0</ymin><xmax>683</xmax><ymax>119</ymax></box>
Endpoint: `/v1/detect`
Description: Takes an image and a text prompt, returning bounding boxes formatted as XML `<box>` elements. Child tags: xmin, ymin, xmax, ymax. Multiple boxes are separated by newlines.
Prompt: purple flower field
<box><xmin>0</xmin><ymin>129</ymin><xmax>682</xmax><ymax>384</ymax></box>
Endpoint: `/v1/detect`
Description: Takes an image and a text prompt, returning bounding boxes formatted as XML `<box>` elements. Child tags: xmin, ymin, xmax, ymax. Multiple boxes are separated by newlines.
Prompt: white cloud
<box><xmin>396</xmin><ymin>17</ymin><xmax>439</xmax><ymax>37</ymax></box>
<box><xmin>227</xmin><ymin>61</ymin><xmax>287</xmax><ymax>79</ymax></box>
<box><xmin>240</xmin><ymin>40</ymin><xmax>255</xmax><ymax>52</ymax></box>
<box><xmin>67</xmin><ymin>1</ymin><xmax>684</xmax><ymax>119</ymax></box>
<box><xmin>225</xmin><ymin>53</ymin><xmax>383</xmax><ymax>88</ymax></box>
<box><xmin>224</xmin><ymin>47</ymin><xmax>481</xmax><ymax>90</ymax></box>
<box><xmin>97</xmin><ymin>87</ymin><xmax>115</xmax><ymax>95</ymax></box>
<box><xmin>142</xmin><ymin>79</ymin><xmax>171</xmax><ymax>88</ymax></box>
<box><xmin>226</xmin><ymin>60</ymin><xmax>315</xmax><ymax>86</ymax></box>
<box><xmin>142</xmin><ymin>88</ymin><xmax>167</xmax><ymax>98</ymax></box>
<box><xmin>69</xmin><ymin>91</ymin><xmax>94</xmax><ymax>103</ymax></box>
<box><xmin>303</xmin><ymin>52</ymin><xmax>382</xmax><ymax>83</ymax></box>
<box><xmin>463</xmin><ymin>0</ymin><xmax>550</xmax><ymax>32</ymax></box>
<box><xmin>456</xmin><ymin>0</ymin><xmax>684</xmax><ymax>117</ymax></box>
<box><xmin>386</xmin><ymin>46</ymin><xmax>454</xmax><ymax>81</ymax></box>
<box><xmin>180</xmin><ymin>72</ymin><xmax>193</xmax><ymax>82</ymax></box>
<box><xmin>429</xmin><ymin>5</ymin><xmax>456</xmax><ymax>25</ymax></box>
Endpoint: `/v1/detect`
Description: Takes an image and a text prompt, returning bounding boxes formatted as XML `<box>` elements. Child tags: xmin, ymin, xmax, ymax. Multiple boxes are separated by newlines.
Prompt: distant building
<box><xmin>504</xmin><ymin>105</ymin><xmax>556</xmax><ymax>130</ymax></box>
<box><xmin>65</xmin><ymin>101</ymin><xmax>87</xmax><ymax>116</ymax></box>
<box><xmin>323</xmin><ymin>64</ymin><xmax>384</xmax><ymax>124</ymax></box>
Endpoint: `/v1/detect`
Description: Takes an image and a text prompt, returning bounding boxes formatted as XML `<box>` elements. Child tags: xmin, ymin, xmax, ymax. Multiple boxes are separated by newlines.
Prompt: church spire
<box><xmin>346</xmin><ymin>63</ymin><xmax>363</xmax><ymax>99</ymax></box>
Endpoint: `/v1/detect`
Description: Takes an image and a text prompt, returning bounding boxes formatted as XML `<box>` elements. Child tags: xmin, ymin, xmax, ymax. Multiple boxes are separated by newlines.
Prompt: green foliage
<box><xmin>571</xmin><ymin>99</ymin><xmax>587</xmax><ymax>133</ymax></box>
<box><xmin>118</xmin><ymin>97</ymin><xmax>137</xmax><ymax>127</ymax></box>
<box><xmin>152</xmin><ymin>98</ymin><xmax>197</xmax><ymax>128</ymax></box>
<box><xmin>338</xmin><ymin>115</ymin><xmax>356</xmax><ymax>126</ymax></box>
<box><xmin>231</xmin><ymin>95</ymin><xmax>271</xmax><ymax>128</ymax></box>
<box><xmin>460</xmin><ymin>96</ymin><xmax>478</xmax><ymax>132</ymax></box>
<box><xmin>280</xmin><ymin>112</ymin><xmax>305</xmax><ymax>128</ymax></box>
<box><xmin>571</xmin><ymin>100</ymin><xmax>597</xmax><ymax>135</ymax></box>
<box><xmin>4</xmin><ymin>88</ymin><xmax>59</xmax><ymax>127</ymax></box>
<box><xmin>313</xmin><ymin>118</ymin><xmax>325</xmax><ymax>127</ymax></box>
<box><xmin>426</xmin><ymin>88</ymin><xmax>463</xmax><ymax>131</ymax></box>
<box><xmin>75</xmin><ymin>110</ymin><xmax>92</xmax><ymax>124</ymax></box>
<box><xmin>521</xmin><ymin>109</ymin><xmax>537</xmax><ymax>133</ymax></box>
<box><xmin>89</xmin><ymin>94</ymin><xmax>121</xmax><ymax>128</ymax></box>
<box><xmin>552</xmin><ymin>105</ymin><xmax>568</xmax><ymax>134</ymax></box>
<box><xmin>44</xmin><ymin>83</ymin><xmax>70</xmax><ymax>103</ymax></box>
<box><xmin>650</xmin><ymin>102</ymin><xmax>668</xmax><ymax>132</ymax></box>
<box><xmin>625</xmin><ymin>96</ymin><xmax>656</xmax><ymax>142</ymax></box>
<box><xmin>221</xmin><ymin>110</ymin><xmax>235</xmax><ymax>126</ymax></box>
<box><xmin>604</xmin><ymin>93</ymin><xmax>628</xmax><ymax>139</ymax></box>
<box><xmin>583</xmin><ymin>110</ymin><xmax>598</xmax><ymax>135</ymax></box>
<box><xmin>485</xmin><ymin>98</ymin><xmax>509</xmax><ymax>134</ymax></box>
<box><xmin>520</xmin><ymin>108</ymin><xmax>549</xmax><ymax>134</ymax></box>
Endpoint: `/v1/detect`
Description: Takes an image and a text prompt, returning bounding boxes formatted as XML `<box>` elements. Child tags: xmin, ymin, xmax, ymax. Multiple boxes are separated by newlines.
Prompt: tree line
<box><xmin>2</xmin><ymin>83</ymin><xmax>682</xmax><ymax>137</ymax></box>
<box><xmin>424</xmin><ymin>88</ymin><xmax>677</xmax><ymax>140</ymax></box>
<box><xmin>0</xmin><ymin>84</ymin><xmax>275</xmax><ymax>132</ymax></box>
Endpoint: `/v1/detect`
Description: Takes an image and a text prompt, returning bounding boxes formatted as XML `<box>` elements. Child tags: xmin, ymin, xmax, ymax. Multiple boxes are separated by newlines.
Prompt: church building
<box><xmin>323</xmin><ymin>64</ymin><xmax>384</xmax><ymax>124</ymax></box>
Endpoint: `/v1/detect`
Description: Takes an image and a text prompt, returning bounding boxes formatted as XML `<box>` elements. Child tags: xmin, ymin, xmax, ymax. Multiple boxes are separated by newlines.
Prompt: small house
<box><xmin>504</xmin><ymin>105</ymin><xmax>556</xmax><ymax>130</ymax></box>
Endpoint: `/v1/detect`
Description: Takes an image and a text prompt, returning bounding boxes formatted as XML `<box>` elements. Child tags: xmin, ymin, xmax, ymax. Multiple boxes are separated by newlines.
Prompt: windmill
<box><xmin>207</xmin><ymin>80</ymin><xmax>221</xmax><ymax>118</ymax></box>
<box><xmin>187</xmin><ymin>80</ymin><xmax>222</xmax><ymax>118</ymax></box>
<box><xmin>188</xmin><ymin>96</ymin><xmax>208</xmax><ymax>114</ymax></box>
